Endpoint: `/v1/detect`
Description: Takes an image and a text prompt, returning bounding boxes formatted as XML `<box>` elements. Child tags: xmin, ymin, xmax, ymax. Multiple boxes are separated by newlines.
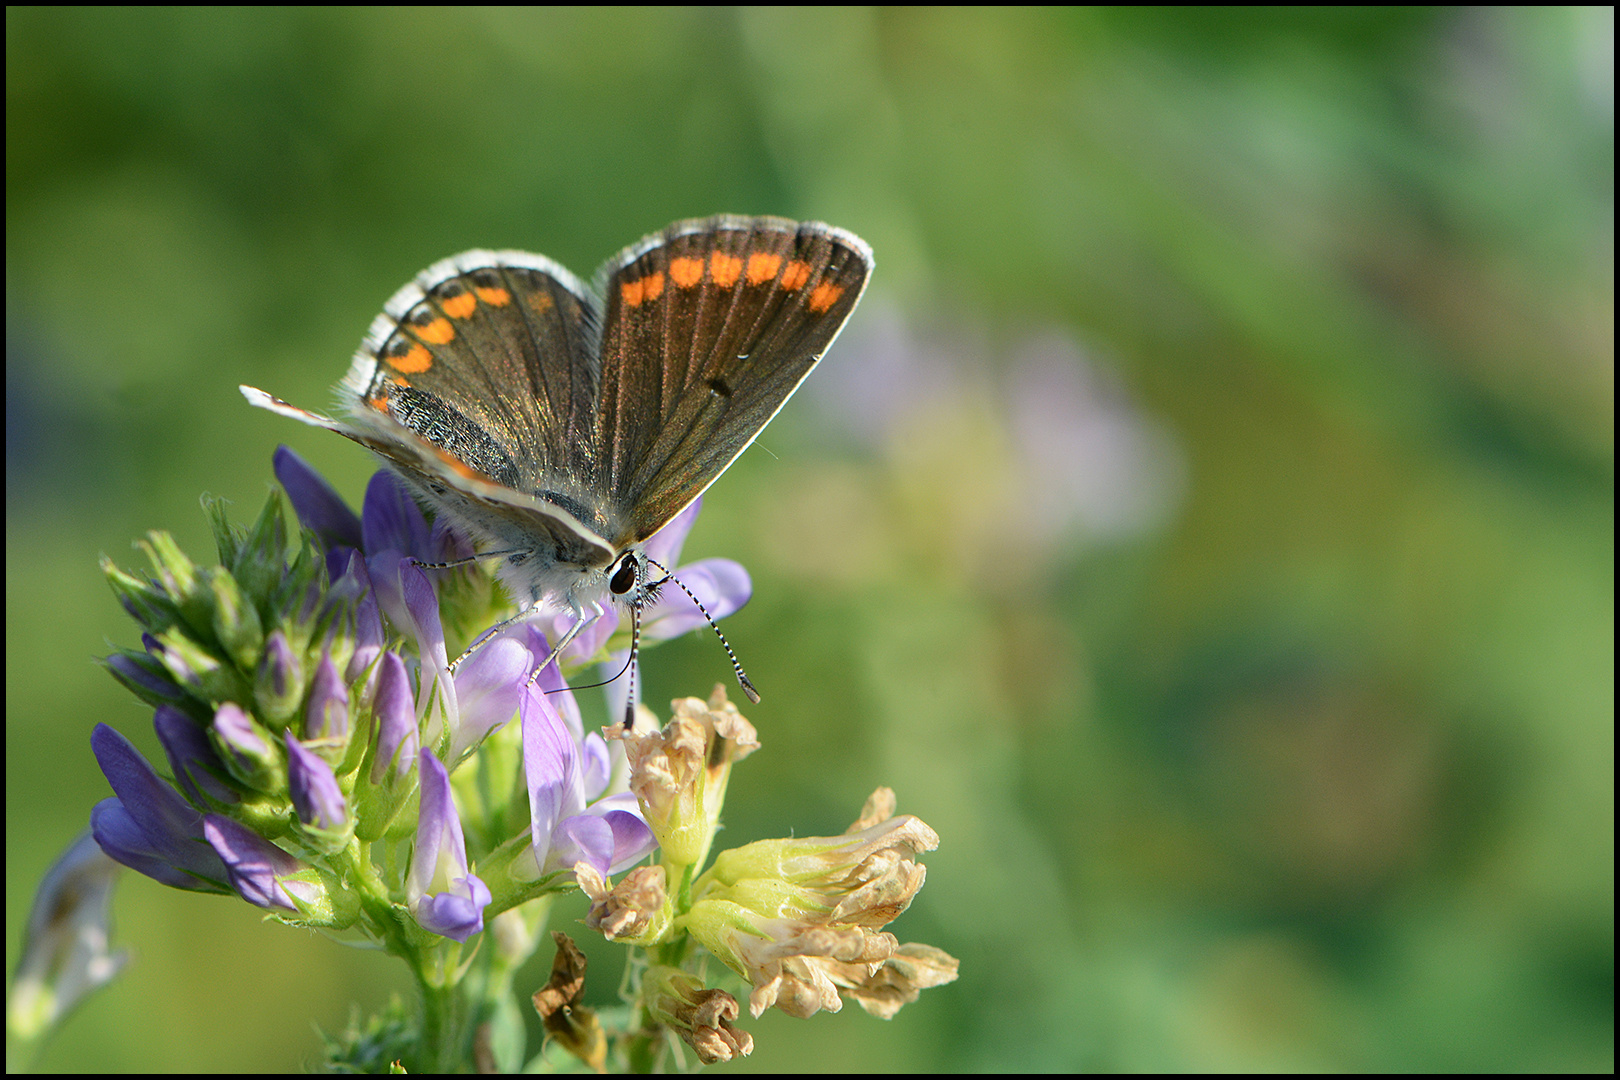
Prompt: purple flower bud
<box><xmin>304</xmin><ymin>654</ymin><xmax>350</xmax><ymax>742</ymax></box>
<box><xmin>202</xmin><ymin>815</ymin><xmax>319</xmax><ymax>913</ymax></box>
<box><xmin>339</xmin><ymin>551</ymin><xmax>385</xmax><ymax>687</ymax></box>
<box><xmin>254</xmin><ymin>629</ymin><xmax>303</xmax><ymax>724</ymax></box>
<box><xmin>370</xmin><ymin>652</ymin><xmax>419</xmax><ymax>786</ymax></box>
<box><xmin>105</xmin><ymin>651</ymin><xmax>187</xmax><ymax>706</ymax></box>
<box><xmin>153</xmin><ymin>705</ymin><xmax>238</xmax><ymax>808</ymax></box>
<box><xmin>211</xmin><ymin>702</ymin><xmax>282</xmax><ymax>791</ymax></box>
<box><xmin>285</xmin><ymin>731</ymin><xmax>347</xmax><ymax>832</ymax></box>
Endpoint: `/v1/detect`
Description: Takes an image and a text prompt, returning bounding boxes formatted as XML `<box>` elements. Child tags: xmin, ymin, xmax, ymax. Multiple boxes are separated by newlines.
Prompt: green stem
<box><xmin>416</xmin><ymin>973</ymin><xmax>465</xmax><ymax>1073</ymax></box>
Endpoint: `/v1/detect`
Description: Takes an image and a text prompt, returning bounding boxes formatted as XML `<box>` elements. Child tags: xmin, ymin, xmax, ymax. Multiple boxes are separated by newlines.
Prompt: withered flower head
<box><xmin>576</xmin><ymin>863</ymin><xmax>671</xmax><ymax>945</ymax></box>
<box><xmin>680</xmin><ymin>787</ymin><xmax>958</xmax><ymax>1019</ymax></box>
<box><xmin>642</xmin><ymin>966</ymin><xmax>755</xmax><ymax>1064</ymax></box>
<box><xmin>611</xmin><ymin>686</ymin><xmax>758</xmax><ymax>874</ymax></box>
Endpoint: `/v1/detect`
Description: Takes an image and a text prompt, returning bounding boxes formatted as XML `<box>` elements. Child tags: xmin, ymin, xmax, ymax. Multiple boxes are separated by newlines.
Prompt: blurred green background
<box><xmin>7</xmin><ymin>7</ymin><xmax>1611</xmax><ymax>1072</ymax></box>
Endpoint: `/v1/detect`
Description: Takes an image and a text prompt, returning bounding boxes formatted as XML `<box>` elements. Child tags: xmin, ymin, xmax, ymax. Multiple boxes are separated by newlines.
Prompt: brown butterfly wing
<box><xmin>592</xmin><ymin>216</ymin><xmax>873</xmax><ymax>547</ymax></box>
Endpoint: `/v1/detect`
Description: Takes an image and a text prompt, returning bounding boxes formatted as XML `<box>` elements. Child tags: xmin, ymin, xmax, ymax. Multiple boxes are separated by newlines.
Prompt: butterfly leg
<box><xmin>446</xmin><ymin>601</ymin><xmax>544</xmax><ymax>674</ymax></box>
<box><xmin>522</xmin><ymin>600</ymin><xmax>604</xmax><ymax>687</ymax></box>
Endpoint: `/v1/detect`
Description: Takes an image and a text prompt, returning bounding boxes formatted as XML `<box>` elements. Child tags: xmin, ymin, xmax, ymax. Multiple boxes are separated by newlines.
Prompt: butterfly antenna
<box><xmin>552</xmin><ymin>647</ymin><xmax>635</xmax><ymax>698</ymax></box>
<box><xmin>622</xmin><ymin>596</ymin><xmax>643</xmax><ymax>729</ymax></box>
<box><xmin>645</xmin><ymin>557</ymin><xmax>760</xmax><ymax>704</ymax></box>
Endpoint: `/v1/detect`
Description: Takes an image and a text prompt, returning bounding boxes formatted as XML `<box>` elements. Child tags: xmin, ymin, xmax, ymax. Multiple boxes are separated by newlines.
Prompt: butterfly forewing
<box><xmin>594</xmin><ymin>216</ymin><xmax>873</xmax><ymax>545</ymax></box>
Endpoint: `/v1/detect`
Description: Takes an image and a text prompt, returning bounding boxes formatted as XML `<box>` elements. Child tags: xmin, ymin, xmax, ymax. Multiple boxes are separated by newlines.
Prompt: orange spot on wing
<box><xmin>476</xmin><ymin>286</ymin><xmax>512</xmax><ymax>307</ymax></box>
<box><xmin>780</xmin><ymin>260</ymin><xmax>811</xmax><ymax>290</ymax></box>
<box><xmin>525</xmin><ymin>290</ymin><xmax>551</xmax><ymax>313</ymax></box>
<box><xmin>621</xmin><ymin>271</ymin><xmax>666</xmax><ymax>306</ymax></box>
<box><xmin>746</xmin><ymin>252</ymin><xmax>782</xmax><ymax>284</ymax></box>
<box><xmin>808</xmin><ymin>282</ymin><xmax>844</xmax><ymax>312</ymax></box>
<box><xmin>670</xmin><ymin>256</ymin><xmax>705</xmax><ymax>288</ymax></box>
<box><xmin>441</xmin><ymin>293</ymin><xmax>477</xmax><ymax>319</ymax></box>
<box><xmin>366</xmin><ymin>388</ymin><xmax>401</xmax><ymax>417</ymax></box>
<box><xmin>388</xmin><ymin>342</ymin><xmax>434</xmax><ymax>374</ymax></box>
<box><xmin>413</xmin><ymin>317</ymin><xmax>456</xmax><ymax>345</ymax></box>
<box><xmin>709</xmin><ymin>252</ymin><xmax>742</xmax><ymax>287</ymax></box>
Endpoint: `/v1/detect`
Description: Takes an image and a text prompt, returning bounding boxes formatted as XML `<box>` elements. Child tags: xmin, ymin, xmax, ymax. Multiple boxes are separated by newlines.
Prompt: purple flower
<box><xmin>89</xmin><ymin>724</ymin><xmax>230</xmax><ymax>892</ymax></box>
<box><xmin>408</xmin><ymin>750</ymin><xmax>491</xmax><ymax>942</ymax></box>
<box><xmin>89</xmin><ymin>451</ymin><xmax>722</xmax><ymax>956</ymax></box>
<box><xmin>522</xmin><ymin>662</ymin><xmax>655</xmax><ymax>881</ymax></box>
<box><xmin>274</xmin><ymin>445</ymin><xmax>362</xmax><ymax>555</ymax></box>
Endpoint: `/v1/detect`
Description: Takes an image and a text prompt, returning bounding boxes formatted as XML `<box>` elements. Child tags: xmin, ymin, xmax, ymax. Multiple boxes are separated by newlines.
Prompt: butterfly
<box><xmin>243</xmin><ymin>215</ymin><xmax>872</xmax><ymax>700</ymax></box>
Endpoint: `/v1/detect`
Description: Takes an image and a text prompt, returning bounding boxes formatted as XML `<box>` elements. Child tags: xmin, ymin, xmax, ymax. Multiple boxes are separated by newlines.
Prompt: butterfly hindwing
<box><xmin>240</xmin><ymin>385</ymin><xmax>617</xmax><ymax>582</ymax></box>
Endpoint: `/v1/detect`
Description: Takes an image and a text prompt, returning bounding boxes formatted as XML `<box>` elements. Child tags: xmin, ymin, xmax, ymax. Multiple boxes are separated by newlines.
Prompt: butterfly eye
<box><xmin>608</xmin><ymin>555</ymin><xmax>639</xmax><ymax>597</ymax></box>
